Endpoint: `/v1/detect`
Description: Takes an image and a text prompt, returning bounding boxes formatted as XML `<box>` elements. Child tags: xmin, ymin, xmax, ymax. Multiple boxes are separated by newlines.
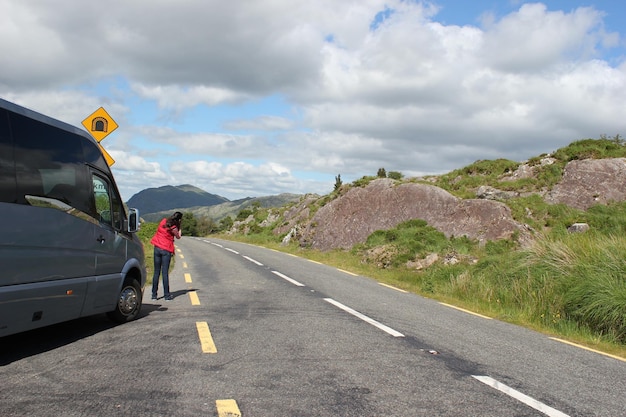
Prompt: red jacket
<box><xmin>150</xmin><ymin>218</ymin><xmax>181</xmax><ymax>253</ymax></box>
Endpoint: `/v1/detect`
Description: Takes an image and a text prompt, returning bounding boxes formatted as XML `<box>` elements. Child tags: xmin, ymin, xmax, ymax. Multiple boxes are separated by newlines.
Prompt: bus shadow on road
<box><xmin>0</xmin><ymin>303</ymin><xmax>163</xmax><ymax>366</ymax></box>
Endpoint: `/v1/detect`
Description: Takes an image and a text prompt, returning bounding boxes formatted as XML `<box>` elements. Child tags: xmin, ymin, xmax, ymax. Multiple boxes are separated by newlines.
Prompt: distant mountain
<box><xmin>182</xmin><ymin>193</ymin><xmax>304</xmax><ymax>222</ymax></box>
<box><xmin>127</xmin><ymin>184</ymin><xmax>229</xmax><ymax>217</ymax></box>
<box><xmin>127</xmin><ymin>184</ymin><xmax>304</xmax><ymax>222</ymax></box>
<box><xmin>141</xmin><ymin>193</ymin><xmax>304</xmax><ymax>223</ymax></box>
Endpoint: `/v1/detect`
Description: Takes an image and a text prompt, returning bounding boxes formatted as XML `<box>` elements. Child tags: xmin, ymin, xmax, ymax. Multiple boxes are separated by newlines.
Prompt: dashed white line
<box><xmin>472</xmin><ymin>376</ymin><xmax>570</xmax><ymax>417</ymax></box>
<box><xmin>225</xmin><ymin>248</ymin><xmax>239</xmax><ymax>254</ymax></box>
<box><xmin>243</xmin><ymin>255</ymin><xmax>263</xmax><ymax>266</ymax></box>
<box><xmin>324</xmin><ymin>298</ymin><xmax>405</xmax><ymax>337</ymax></box>
<box><xmin>271</xmin><ymin>270</ymin><xmax>305</xmax><ymax>287</ymax></box>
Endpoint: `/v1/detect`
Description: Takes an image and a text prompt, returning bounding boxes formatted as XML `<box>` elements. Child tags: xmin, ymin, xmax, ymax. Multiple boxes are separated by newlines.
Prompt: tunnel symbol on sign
<box><xmin>91</xmin><ymin>117</ymin><xmax>108</xmax><ymax>132</ymax></box>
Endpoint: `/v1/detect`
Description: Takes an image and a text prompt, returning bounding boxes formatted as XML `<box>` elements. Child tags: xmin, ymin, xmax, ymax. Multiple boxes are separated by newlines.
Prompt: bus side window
<box><xmin>93</xmin><ymin>175</ymin><xmax>112</xmax><ymax>227</ymax></box>
<box><xmin>9</xmin><ymin>110</ymin><xmax>92</xmax><ymax>212</ymax></box>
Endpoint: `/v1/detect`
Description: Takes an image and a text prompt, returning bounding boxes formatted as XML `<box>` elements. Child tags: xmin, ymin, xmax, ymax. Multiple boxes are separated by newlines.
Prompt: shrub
<box><xmin>552</xmin><ymin>138</ymin><xmax>626</xmax><ymax>161</ymax></box>
<box><xmin>352</xmin><ymin>175</ymin><xmax>376</xmax><ymax>188</ymax></box>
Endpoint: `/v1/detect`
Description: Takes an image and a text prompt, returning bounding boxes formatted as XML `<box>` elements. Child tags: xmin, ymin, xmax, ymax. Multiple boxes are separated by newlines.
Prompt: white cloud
<box><xmin>480</xmin><ymin>4</ymin><xmax>608</xmax><ymax>71</ymax></box>
<box><xmin>168</xmin><ymin>160</ymin><xmax>317</xmax><ymax>199</ymax></box>
<box><xmin>130</xmin><ymin>83</ymin><xmax>251</xmax><ymax>110</ymax></box>
<box><xmin>1</xmin><ymin>0</ymin><xmax>625</xmax><ymax>201</ymax></box>
<box><xmin>223</xmin><ymin>116</ymin><xmax>295</xmax><ymax>131</ymax></box>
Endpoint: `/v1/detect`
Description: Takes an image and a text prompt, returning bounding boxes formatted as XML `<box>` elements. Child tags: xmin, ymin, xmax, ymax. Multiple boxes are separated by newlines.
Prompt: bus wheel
<box><xmin>107</xmin><ymin>278</ymin><xmax>142</xmax><ymax>323</ymax></box>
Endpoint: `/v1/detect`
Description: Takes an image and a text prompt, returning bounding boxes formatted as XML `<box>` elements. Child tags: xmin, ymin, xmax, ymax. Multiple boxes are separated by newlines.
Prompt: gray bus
<box><xmin>0</xmin><ymin>98</ymin><xmax>146</xmax><ymax>337</ymax></box>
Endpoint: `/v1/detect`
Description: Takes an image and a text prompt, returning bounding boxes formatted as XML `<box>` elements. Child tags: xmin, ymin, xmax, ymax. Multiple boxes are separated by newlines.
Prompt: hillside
<box><xmin>223</xmin><ymin>138</ymin><xmax>626</xmax><ymax>350</ymax></box>
<box><xmin>127</xmin><ymin>184</ymin><xmax>229</xmax><ymax>217</ymax></box>
<box><xmin>140</xmin><ymin>192</ymin><xmax>303</xmax><ymax>223</ymax></box>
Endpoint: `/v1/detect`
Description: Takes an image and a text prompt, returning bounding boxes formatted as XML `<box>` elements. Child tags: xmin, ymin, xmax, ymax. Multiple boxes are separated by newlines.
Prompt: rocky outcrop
<box><xmin>546</xmin><ymin>158</ymin><xmax>626</xmax><ymax>210</ymax></box>
<box><xmin>265</xmin><ymin>157</ymin><xmax>626</xmax><ymax>252</ymax></box>
<box><xmin>273</xmin><ymin>194</ymin><xmax>319</xmax><ymax>237</ymax></box>
<box><xmin>296</xmin><ymin>179</ymin><xmax>531</xmax><ymax>250</ymax></box>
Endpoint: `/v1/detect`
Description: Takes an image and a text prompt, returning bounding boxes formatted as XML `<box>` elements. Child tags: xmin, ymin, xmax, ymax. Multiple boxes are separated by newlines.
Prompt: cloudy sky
<box><xmin>1</xmin><ymin>0</ymin><xmax>624</xmax><ymax>201</ymax></box>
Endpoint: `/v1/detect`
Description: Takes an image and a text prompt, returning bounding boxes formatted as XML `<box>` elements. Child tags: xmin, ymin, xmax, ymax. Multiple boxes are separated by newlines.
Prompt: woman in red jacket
<box><xmin>150</xmin><ymin>211</ymin><xmax>182</xmax><ymax>301</ymax></box>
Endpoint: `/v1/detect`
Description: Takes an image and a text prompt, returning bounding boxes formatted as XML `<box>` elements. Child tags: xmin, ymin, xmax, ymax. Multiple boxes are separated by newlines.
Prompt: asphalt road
<box><xmin>1</xmin><ymin>236</ymin><xmax>624</xmax><ymax>416</ymax></box>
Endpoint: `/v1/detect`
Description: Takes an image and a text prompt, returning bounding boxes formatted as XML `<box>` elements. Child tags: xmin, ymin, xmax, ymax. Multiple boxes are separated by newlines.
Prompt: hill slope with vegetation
<box><xmin>127</xmin><ymin>184</ymin><xmax>228</xmax><ymax>217</ymax></box>
<box><xmin>214</xmin><ymin>137</ymin><xmax>626</xmax><ymax>356</ymax></box>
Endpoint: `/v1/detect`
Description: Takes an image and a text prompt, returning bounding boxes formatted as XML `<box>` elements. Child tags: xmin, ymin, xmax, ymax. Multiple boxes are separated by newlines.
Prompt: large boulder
<box><xmin>546</xmin><ymin>158</ymin><xmax>626</xmax><ymax>210</ymax></box>
<box><xmin>298</xmin><ymin>179</ymin><xmax>530</xmax><ymax>250</ymax></box>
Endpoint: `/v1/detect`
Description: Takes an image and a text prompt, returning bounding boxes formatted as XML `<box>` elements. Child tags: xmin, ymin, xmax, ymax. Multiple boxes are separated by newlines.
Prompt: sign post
<box><xmin>82</xmin><ymin>107</ymin><xmax>119</xmax><ymax>166</ymax></box>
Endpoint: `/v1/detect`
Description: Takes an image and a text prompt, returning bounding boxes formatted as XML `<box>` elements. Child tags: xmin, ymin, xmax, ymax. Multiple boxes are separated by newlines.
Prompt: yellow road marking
<box><xmin>216</xmin><ymin>399</ymin><xmax>241</xmax><ymax>417</ymax></box>
<box><xmin>337</xmin><ymin>268</ymin><xmax>357</xmax><ymax>276</ymax></box>
<box><xmin>189</xmin><ymin>291</ymin><xmax>200</xmax><ymax>305</ymax></box>
<box><xmin>196</xmin><ymin>322</ymin><xmax>217</xmax><ymax>353</ymax></box>
<box><xmin>183</xmin><ymin>261</ymin><xmax>188</xmax><ymax>268</ymax></box>
<box><xmin>308</xmin><ymin>259</ymin><xmax>322</xmax><ymax>264</ymax></box>
<box><xmin>550</xmin><ymin>337</ymin><xmax>626</xmax><ymax>362</ymax></box>
<box><xmin>439</xmin><ymin>302</ymin><xmax>492</xmax><ymax>319</ymax></box>
<box><xmin>184</xmin><ymin>273</ymin><xmax>192</xmax><ymax>283</ymax></box>
<box><xmin>379</xmin><ymin>283</ymin><xmax>407</xmax><ymax>293</ymax></box>
<box><xmin>179</xmin><ymin>254</ymin><xmax>185</xmax><ymax>259</ymax></box>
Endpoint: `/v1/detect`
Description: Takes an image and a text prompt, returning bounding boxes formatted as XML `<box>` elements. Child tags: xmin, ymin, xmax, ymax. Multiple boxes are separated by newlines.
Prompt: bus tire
<box><xmin>107</xmin><ymin>278</ymin><xmax>142</xmax><ymax>323</ymax></box>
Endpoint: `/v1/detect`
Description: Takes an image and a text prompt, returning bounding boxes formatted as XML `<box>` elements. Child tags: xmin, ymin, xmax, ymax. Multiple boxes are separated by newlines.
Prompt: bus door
<box><xmin>88</xmin><ymin>172</ymin><xmax>129</xmax><ymax>310</ymax></box>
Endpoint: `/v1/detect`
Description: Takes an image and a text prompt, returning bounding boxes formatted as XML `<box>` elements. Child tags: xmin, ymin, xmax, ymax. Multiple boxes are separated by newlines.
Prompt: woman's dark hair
<box><xmin>166</xmin><ymin>211</ymin><xmax>183</xmax><ymax>228</ymax></box>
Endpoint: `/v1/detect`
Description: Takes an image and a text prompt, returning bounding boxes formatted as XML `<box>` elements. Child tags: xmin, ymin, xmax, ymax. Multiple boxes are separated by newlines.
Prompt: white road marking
<box><xmin>472</xmin><ymin>376</ymin><xmax>570</xmax><ymax>417</ymax></box>
<box><xmin>225</xmin><ymin>248</ymin><xmax>239</xmax><ymax>254</ymax></box>
<box><xmin>271</xmin><ymin>270</ymin><xmax>305</xmax><ymax>287</ymax></box>
<box><xmin>243</xmin><ymin>255</ymin><xmax>263</xmax><ymax>266</ymax></box>
<box><xmin>324</xmin><ymin>298</ymin><xmax>405</xmax><ymax>337</ymax></box>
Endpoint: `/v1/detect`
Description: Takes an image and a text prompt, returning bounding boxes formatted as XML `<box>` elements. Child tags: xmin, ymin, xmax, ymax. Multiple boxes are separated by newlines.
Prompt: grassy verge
<box><xmin>211</xmin><ymin>230</ymin><xmax>626</xmax><ymax>360</ymax></box>
<box><xmin>137</xmin><ymin>222</ymin><xmax>157</xmax><ymax>284</ymax></box>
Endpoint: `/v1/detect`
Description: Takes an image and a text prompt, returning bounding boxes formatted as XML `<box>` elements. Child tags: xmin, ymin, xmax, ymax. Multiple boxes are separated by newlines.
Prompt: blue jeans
<box><xmin>152</xmin><ymin>247</ymin><xmax>172</xmax><ymax>298</ymax></box>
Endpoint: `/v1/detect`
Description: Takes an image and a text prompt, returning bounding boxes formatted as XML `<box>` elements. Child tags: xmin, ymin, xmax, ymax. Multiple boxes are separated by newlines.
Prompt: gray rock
<box><xmin>546</xmin><ymin>158</ymin><xmax>626</xmax><ymax>210</ymax></box>
<box><xmin>567</xmin><ymin>223</ymin><xmax>590</xmax><ymax>233</ymax></box>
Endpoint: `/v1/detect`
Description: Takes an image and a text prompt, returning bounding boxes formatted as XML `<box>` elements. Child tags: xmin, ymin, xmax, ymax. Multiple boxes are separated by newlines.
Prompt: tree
<box><xmin>377</xmin><ymin>168</ymin><xmax>387</xmax><ymax>178</ymax></box>
<box><xmin>196</xmin><ymin>216</ymin><xmax>218</xmax><ymax>236</ymax></box>
<box><xmin>219</xmin><ymin>216</ymin><xmax>234</xmax><ymax>232</ymax></box>
<box><xmin>236</xmin><ymin>208</ymin><xmax>253</xmax><ymax>221</ymax></box>
<box><xmin>180</xmin><ymin>212</ymin><xmax>197</xmax><ymax>236</ymax></box>
<box><xmin>388</xmin><ymin>171</ymin><xmax>403</xmax><ymax>180</ymax></box>
<box><xmin>334</xmin><ymin>174</ymin><xmax>343</xmax><ymax>191</ymax></box>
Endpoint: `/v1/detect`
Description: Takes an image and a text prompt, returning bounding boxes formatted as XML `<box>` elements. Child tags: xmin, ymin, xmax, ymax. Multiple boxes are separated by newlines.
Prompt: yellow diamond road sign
<box><xmin>82</xmin><ymin>107</ymin><xmax>118</xmax><ymax>166</ymax></box>
<box><xmin>98</xmin><ymin>143</ymin><xmax>115</xmax><ymax>167</ymax></box>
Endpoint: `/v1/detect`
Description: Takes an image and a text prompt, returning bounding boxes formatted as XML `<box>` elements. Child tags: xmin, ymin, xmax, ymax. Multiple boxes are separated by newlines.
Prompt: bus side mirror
<box><xmin>128</xmin><ymin>208</ymin><xmax>140</xmax><ymax>233</ymax></box>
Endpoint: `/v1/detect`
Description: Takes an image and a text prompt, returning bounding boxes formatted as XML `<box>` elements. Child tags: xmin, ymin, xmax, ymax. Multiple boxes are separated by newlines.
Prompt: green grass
<box><xmin>137</xmin><ymin>222</ymin><xmax>156</xmax><ymax>283</ymax></box>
